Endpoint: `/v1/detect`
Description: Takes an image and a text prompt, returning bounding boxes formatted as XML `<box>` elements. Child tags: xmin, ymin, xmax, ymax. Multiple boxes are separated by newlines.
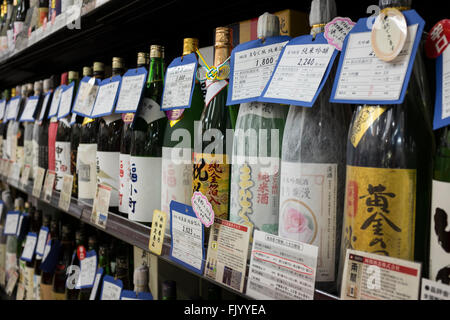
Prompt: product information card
<box><xmin>246</xmin><ymin>230</ymin><xmax>319</xmax><ymax>300</ymax></box>
<box><xmin>32</xmin><ymin>167</ymin><xmax>46</xmax><ymax>198</ymax></box>
<box><xmin>42</xmin><ymin>170</ymin><xmax>56</xmax><ymax>203</ymax></box>
<box><xmin>58</xmin><ymin>174</ymin><xmax>73</xmax><ymax>212</ymax></box>
<box><xmin>341</xmin><ymin>249</ymin><xmax>421</xmax><ymax>300</ymax></box>
<box><xmin>421</xmin><ymin>278</ymin><xmax>450</xmax><ymax>300</ymax></box>
<box><xmin>91</xmin><ymin>184</ymin><xmax>111</xmax><ymax>229</ymax></box>
<box><xmin>204</xmin><ymin>218</ymin><xmax>251</xmax><ymax>293</ymax></box>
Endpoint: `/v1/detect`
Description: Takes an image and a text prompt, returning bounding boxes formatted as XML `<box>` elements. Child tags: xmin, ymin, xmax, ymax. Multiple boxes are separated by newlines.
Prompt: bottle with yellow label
<box><xmin>339</xmin><ymin>0</ymin><xmax>434</xmax><ymax>285</ymax></box>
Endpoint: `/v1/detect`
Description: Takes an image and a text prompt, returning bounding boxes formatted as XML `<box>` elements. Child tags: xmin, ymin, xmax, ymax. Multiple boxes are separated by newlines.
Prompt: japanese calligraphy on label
<box><xmin>325</xmin><ymin>17</ymin><xmax>356</xmax><ymax>51</ymax></box>
<box><xmin>421</xmin><ymin>278</ymin><xmax>450</xmax><ymax>300</ymax></box>
<box><xmin>247</xmin><ymin>230</ymin><xmax>318</xmax><ymax>300</ymax></box>
<box><xmin>148</xmin><ymin>210</ymin><xmax>167</xmax><ymax>256</ymax></box>
<box><xmin>191</xmin><ymin>192</ymin><xmax>214</xmax><ymax>227</ymax></box>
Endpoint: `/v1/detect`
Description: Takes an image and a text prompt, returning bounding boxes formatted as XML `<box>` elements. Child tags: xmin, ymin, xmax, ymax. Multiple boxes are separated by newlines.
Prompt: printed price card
<box><xmin>260</xmin><ymin>34</ymin><xmax>337</xmax><ymax>107</ymax></box>
<box><xmin>115</xmin><ymin>68</ymin><xmax>148</xmax><ymax>113</ymax></box>
<box><xmin>91</xmin><ymin>76</ymin><xmax>121</xmax><ymax>117</ymax></box>
<box><xmin>433</xmin><ymin>45</ymin><xmax>450</xmax><ymax>130</ymax></box>
<box><xmin>5</xmin><ymin>271</ymin><xmax>18</xmax><ymax>296</ymax></box>
<box><xmin>20</xmin><ymin>232</ymin><xmax>38</xmax><ymax>262</ymax></box>
<box><xmin>204</xmin><ymin>218</ymin><xmax>251</xmax><ymax>293</ymax></box>
<box><xmin>161</xmin><ymin>53</ymin><xmax>198</xmax><ymax>110</ymax></box>
<box><xmin>19</xmin><ymin>96</ymin><xmax>39</xmax><ymax>122</ymax></box>
<box><xmin>35</xmin><ymin>226</ymin><xmax>49</xmax><ymax>257</ymax></box>
<box><xmin>89</xmin><ymin>268</ymin><xmax>104</xmax><ymax>300</ymax></box>
<box><xmin>421</xmin><ymin>278</ymin><xmax>450</xmax><ymax>300</ymax></box>
<box><xmin>32</xmin><ymin>167</ymin><xmax>46</xmax><ymax>198</ymax></box>
<box><xmin>227</xmin><ymin>37</ymin><xmax>290</xmax><ymax>105</ymax></box>
<box><xmin>76</xmin><ymin>250</ymin><xmax>97</xmax><ymax>289</ymax></box>
<box><xmin>57</xmin><ymin>83</ymin><xmax>75</xmax><ymax>119</ymax></box>
<box><xmin>4</xmin><ymin>211</ymin><xmax>20</xmax><ymax>235</ymax></box>
<box><xmin>331</xmin><ymin>10</ymin><xmax>425</xmax><ymax>105</ymax></box>
<box><xmin>8</xmin><ymin>162</ymin><xmax>21</xmax><ymax>185</ymax></box>
<box><xmin>246</xmin><ymin>230</ymin><xmax>319</xmax><ymax>300</ymax></box>
<box><xmin>91</xmin><ymin>184</ymin><xmax>111</xmax><ymax>229</ymax></box>
<box><xmin>47</xmin><ymin>86</ymin><xmax>63</xmax><ymax>118</ymax></box>
<box><xmin>148</xmin><ymin>210</ymin><xmax>167</xmax><ymax>256</ymax></box>
<box><xmin>42</xmin><ymin>170</ymin><xmax>56</xmax><ymax>203</ymax></box>
<box><xmin>170</xmin><ymin>201</ymin><xmax>205</xmax><ymax>274</ymax></box>
<box><xmin>19</xmin><ymin>164</ymin><xmax>31</xmax><ymax>189</ymax></box>
<box><xmin>6</xmin><ymin>96</ymin><xmax>21</xmax><ymax>120</ymax></box>
<box><xmin>101</xmin><ymin>275</ymin><xmax>123</xmax><ymax>300</ymax></box>
<box><xmin>341</xmin><ymin>249</ymin><xmax>421</xmax><ymax>300</ymax></box>
<box><xmin>58</xmin><ymin>174</ymin><xmax>73</xmax><ymax>212</ymax></box>
<box><xmin>72</xmin><ymin>77</ymin><xmax>100</xmax><ymax>117</ymax></box>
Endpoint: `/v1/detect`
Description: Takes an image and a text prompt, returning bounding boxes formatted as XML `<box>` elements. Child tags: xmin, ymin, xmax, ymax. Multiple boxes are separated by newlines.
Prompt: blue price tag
<box><xmin>77</xmin><ymin>250</ymin><xmax>97</xmax><ymax>289</ymax></box>
<box><xmin>20</xmin><ymin>232</ymin><xmax>38</xmax><ymax>262</ymax></box>
<box><xmin>48</xmin><ymin>86</ymin><xmax>63</xmax><ymax>119</ymax></box>
<box><xmin>101</xmin><ymin>275</ymin><xmax>123</xmax><ymax>300</ymax></box>
<box><xmin>91</xmin><ymin>76</ymin><xmax>122</xmax><ymax>118</ymax></box>
<box><xmin>260</xmin><ymin>33</ymin><xmax>338</xmax><ymax>107</ymax></box>
<box><xmin>7</xmin><ymin>95</ymin><xmax>22</xmax><ymax>120</ymax></box>
<box><xmin>120</xmin><ymin>290</ymin><xmax>154</xmax><ymax>300</ymax></box>
<box><xmin>115</xmin><ymin>67</ymin><xmax>148</xmax><ymax>114</ymax></box>
<box><xmin>161</xmin><ymin>53</ymin><xmax>198</xmax><ymax>111</ymax></box>
<box><xmin>3</xmin><ymin>211</ymin><xmax>20</xmax><ymax>235</ymax></box>
<box><xmin>57</xmin><ymin>82</ymin><xmax>75</xmax><ymax>119</ymax></box>
<box><xmin>226</xmin><ymin>36</ymin><xmax>290</xmax><ymax>106</ymax></box>
<box><xmin>35</xmin><ymin>226</ymin><xmax>49</xmax><ymax>257</ymax></box>
<box><xmin>20</xmin><ymin>96</ymin><xmax>41</xmax><ymax>122</ymax></box>
<box><xmin>433</xmin><ymin>47</ymin><xmax>450</xmax><ymax>130</ymax></box>
<box><xmin>38</xmin><ymin>91</ymin><xmax>52</xmax><ymax>122</ymax></box>
<box><xmin>170</xmin><ymin>201</ymin><xmax>205</xmax><ymax>275</ymax></box>
<box><xmin>330</xmin><ymin>10</ymin><xmax>425</xmax><ymax>105</ymax></box>
<box><xmin>72</xmin><ymin>76</ymin><xmax>102</xmax><ymax>117</ymax></box>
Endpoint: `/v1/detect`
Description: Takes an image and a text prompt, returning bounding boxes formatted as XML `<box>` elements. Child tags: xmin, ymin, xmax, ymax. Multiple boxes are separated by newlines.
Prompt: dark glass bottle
<box><xmin>129</xmin><ymin>46</ymin><xmax>167</xmax><ymax>224</ymax></box>
<box><xmin>38</xmin><ymin>77</ymin><xmax>54</xmax><ymax>171</ymax></box>
<box><xmin>14</xmin><ymin>0</ymin><xmax>28</xmax><ymax>42</ymax></box>
<box><xmin>33</xmin><ymin>212</ymin><xmax>49</xmax><ymax>300</ymax></box>
<box><xmin>115</xmin><ymin>242</ymin><xmax>131</xmax><ymax>290</ymax></box>
<box><xmin>38</xmin><ymin>0</ymin><xmax>49</xmax><ymax>27</ymax></box>
<box><xmin>31</xmin><ymin>80</ymin><xmax>43</xmax><ymax>182</ymax></box>
<box><xmin>40</xmin><ymin>213</ymin><xmax>60</xmax><ymax>300</ymax></box>
<box><xmin>161</xmin><ymin>280</ymin><xmax>177</xmax><ymax>300</ymax></box>
<box><xmin>52</xmin><ymin>224</ymin><xmax>74</xmax><ymax>300</ymax></box>
<box><xmin>78</xmin><ymin>234</ymin><xmax>98</xmax><ymax>300</ymax></box>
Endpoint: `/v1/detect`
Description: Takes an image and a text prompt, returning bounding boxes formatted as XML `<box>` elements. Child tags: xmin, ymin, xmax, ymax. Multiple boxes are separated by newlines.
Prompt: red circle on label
<box><xmin>426</xmin><ymin>19</ymin><xmax>450</xmax><ymax>59</ymax></box>
<box><xmin>77</xmin><ymin>246</ymin><xmax>86</xmax><ymax>261</ymax></box>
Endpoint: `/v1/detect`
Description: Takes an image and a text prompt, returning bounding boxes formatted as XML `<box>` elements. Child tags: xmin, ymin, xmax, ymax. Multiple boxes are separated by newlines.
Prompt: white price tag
<box><xmin>101</xmin><ymin>276</ymin><xmax>123</xmax><ymax>300</ymax></box>
<box><xmin>4</xmin><ymin>212</ymin><xmax>20</xmax><ymax>235</ymax></box>
<box><xmin>32</xmin><ymin>167</ymin><xmax>46</xmax><ymax>198</ymax></box>
<box><xmin>38</xmin><ymin>93</ymin><xmax>51</xmax><ymax>122</ymax></box>
<box><xmin>89</xmin><ymin>269</ymin><xmax>103</xmax><ymax>300</ymax></box>
<box><xmin>58</xmin><ymin>174</ymin><xmax>73</xmax><ymax>212</ymax></box>
<box><xmin>76</xmin><ymin>251</ymin><xmax>97</xmax><ymax>289</ymax></box>
<box><xmin>19</xmin><ymin>97</ymin><xmax>39</xmax><ymax>122</ymax></box>
<box><xmin>421</xmin><ymin>278</ymin><xmax>450</xmax><ymax>300</ymax></box>
<box><xmin>16</xmin><ymin>214</ymin><xmax>23</xmax><ymax>237</ymax></box>
<box><xmin>6</xmin><ymin>97</ymin><xmax>20</xmax><ymax>120</ymax></box>
<box><xmin>91</xmin><ymin>184</ymin><xmax>111</xmax><ymax>229</ymax></box>
<box><xmin>35</xmin><ymin>227</ymin><xmax>49</xmax><ymax>257</ymax></box>
<box><xmin>42</xmin><ymin>170</ymin><xmax>56</xmax><ymax>202</ymax></box>
<box><xmin>115</xmin><ymin>70</ymin><xmax>147</xmax><ymax>113</ymax></box>
<box><xmin>57</xmin><ymin>84</ymin><xmax>75</xmax><ymax>119</ymax></box>
<box><xmin>72</xmin><ymin>78</ymin><xmax>99</xmax><ymax>116</ymax></box>
<box><xmin>161</xmin><ymin>61</ymin><xmax>196</xmax><ymax>110</ymax></box>
<box><xmin>48</xmin><ymin>86</ymin><xmax>63</xmax><ymax>118</ymax></box>
<box><xmin>20</xmin><ymin>233</ymin><xmax>38</xmax><ymax>262</ymax></box>
<box><xmin>91</xmin><ymin>78</ymin><xmax>121</xmax><ymax>117</ymax></box>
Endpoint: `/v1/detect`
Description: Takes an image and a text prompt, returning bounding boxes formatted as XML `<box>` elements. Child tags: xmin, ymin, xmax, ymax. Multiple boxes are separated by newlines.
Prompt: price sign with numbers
<box><xmin>115</xmin><ymin>68</ymin><xmax>148</xmax><ymax>113</ymax></box>
<box><xmin>149</xmin><ymin>210</ymin><xmax>167</xmax><ymax>255</ymax></box>
<box><xmin>91</xmin><ymin>76</ymin><xmax>122</xmax><ymax>117</ymax></box>
<box><xmin>170</xmin><ymin>201</ymin><xmax>204</xmax><ymax>275</ymax></box>
<box><xmin>91</xmin><ymin>184</ymin><xmax>111</xmax><ymax>229</ymax></box>
<box><xmin>57</xmin><ymin>82</ymin><xmax>75</xmax><ymax>119</ymax></box>
<box><xmin>47</xmin><ymin>86</ymin><xmax>63</xmax><ymax>118</ymax></box>
<box><xmin>42</xmin><ymin>170</ymin><xmax>56</xmax><ymax>202</ymax></box>
<box><xmin>58</xmin><ymin>174</ymin><xmax>73</xmax><ymax>212</ymax></box>
<box><xmin>19</xmin><ymin>96</ymin><xmax>40</xmax><ymax>122</ymax></box>
<box><xmin>101</xmin><ymin>275</ymin><xmax>123</xmax><ymax>300</ymax></box>
<box><xmin>32</xmin><ymin>167</ymin><xmax>46</xmax><ymax>198</ymax></box>
<box><xmin>6</xmin><ymin>96</ymin><xmax>21</xmax><ymax>120</ymax></box>
<box><xmin>72</xmin><ymin>77</ymin><xmax>101</xmax><ymax>117</ymax></box>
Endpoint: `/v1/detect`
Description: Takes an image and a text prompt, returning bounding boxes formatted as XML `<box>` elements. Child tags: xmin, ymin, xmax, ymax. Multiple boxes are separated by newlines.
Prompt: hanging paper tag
<box><xmin>91</xmin><ymin>184</ymin><xmax>111</xmax><ymax>229</ymax></box>
<box><xmin>426</xmin><ymin>20</ymin><xmax>450</xmax><ymax>59</ymax></box>
<box><xmin>433</xmin><ymin>45</ymin><xmax>450</xmax><ymax>130</ymax></box>
<box><xmin>149</xmin><ymin>209</ymin><xmax>167</xmax><ymax>256</ymax></box>
<box><xmin>72</xmin><ymin>76</ymin><xmax>101</xmax><ymax>117</ymax></box>
<box><xmin>47</xmin><ymin>86</ymin><xmax>63</xmax><ymax>118</ymax></box>
<box><xmin>35</xmin><ymin>226</ymin><xmax>49</xmax><ymax>257</ymax></box>
<box><xmin>161</xmin><ymin>53</ymin><xmax>198</xmax><ymax>111</ymax></box>
<box><xmin>331</xmin><ymin>10</ymin><xmax>425</xmax><ymax>105</ymax></box>
<box><xmin>226</xmin><ymin>36</ymin><xmax>290</xmax><ymax>105</ymax></box>
<box><xmin>371</xmin><ymin>8</ymin><xmax>408</xmax><ymax>62</ymax></box>
<box><xmin>115</xmin><ymin>67</ymin><xmax>148</xmax><ymax>113</ymax></box>
<box><xmin>90</xmin><ymin>76</ymin><xmax>121</xmax><ymax>118</ymax></box>
<box><xmin>38</xmin><ymin>92</ymin><xmax>52</xmax><ymax>122</ymax></box>
<box><xmin>2</xmin><ymin>102</ymin><xmax>8</xmax><ymax>123</ymax></box>
<box><xmin>0</xmin><ymin>99</ymin><xmax>6</xmax><ymax>120</ymax></box>
<box><xmin>19</xmin><ymin>96</ymin><xmax>40</xmax><ymax>122</ymax></box>
<box><xmin>58</xmin><ymin>174</ymin><xmax>73</xmax><ymax>212</ymax></box>
<box><xmin>76</xmin><ymin>250</ymin><xmax>97</xmax><ymax>289</ymax></box>
<box><xmin>170</xmin><ymin>201</ymin><xmax>205</xmax><ymax>275</ymax></box>
<box><xmin>101</xmin><ymin>275</ymin><xmax>123</xmax><ymax>300</ymax></box>
<box><xmin>57</xmin><ymin>83</ymin><xmax>75</xmax><ymax>119</ymax></box>
<box><xmin>89</xmin><ymin>267</ymin><xmax>104</xmax><ymax>300</ymax></box>
<box><xmin>121</xmin><ymin>291</ymin><xmax>153</xmax><ymax>300</ymax></box>
<box><xmin>421</xmin><ymin>278</ymin><xmax>450</xmax><ymax>300</ymax></box>
<box><xmin>191</xmin><ymin>191</ymin><xmax>214</xmax><ymax>227</ymax></box>
<box><xmin>6</xmin><ymin>96</ymin><xmax>21</xmax><ymax>120</ymax></box>
<box><xmin>260</xmin><ymin>34</ymin><xmax>337</xmax><ymax>107</ymax></box>
<box><xmin>324</xmin><ymin>17</ymin><xmax>356</xmax><ymax>51</ymax></box>
<box><xmin>32</xmin><ymin>167</ymin><xmax>46</xmax><ymax>198</ymax></box>
<box><xmin>5</xmin><ymin>271</ymin><xmax>18</xmax><ymax>296</ymax></box>
<box><xmin>4</xmin><ymin>211</ymin><xmax>20</xmax><ymax>235</ymax></box>
<box><xmin>42</xmin><ymin>170</ymin><xmax>56</xmax><ymax>202</ymax></box>
<box><xmin>20</xmin><ymin>232</ymin><xmax>38</xmax><ymax>262</ymax></box>
<box><xmin>19</xmin><ymin>164</ymin><xmax>31</xmax><ymax>188</ymax></box>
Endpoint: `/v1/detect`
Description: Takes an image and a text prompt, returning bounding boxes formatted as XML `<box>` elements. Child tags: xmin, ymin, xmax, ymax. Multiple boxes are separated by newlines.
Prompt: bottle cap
<box><xmin>257</xmin><ymin>12</ymin><xmax>280</xmax><ymax>39</ymax></box>
<box><xmin>16</xmin><ymin>85</ymin><xmax>21</xmax><ymax>96</ymax></box>
<box><xmin>93</xmin><ymin>62</ymin><xmax>105</xmax><ymax>73</ymax></box>
<box><xmin>150</xmin><ymin>45</ymin><xmax>162</xmax><ymax>58</ymax></box>
<box><xmin>83</xmin><ymin>66</ymin><xmax>93</xmax><ymax>77</ymax></box>
<box><xmin>183</xmin><ymin>38</ymin><xmax>199</xmax><ymax>56</ymax></box>
<box><xmin>43</xmin><ymin>78</ymin><xmax>52</xmax><ymax>92</ymax></box>
<box><xmin>112</xmin><ymin>57</ymin><xmax>124</xmax><ymax>70</ymax></box>
<box><xmin>27</xmin><ymin>83</ymin><xmax>33</xmax><ymax>93</ymax></box>
<box><xmin>379</xmin><ymin>0</ymin><xmax>411</xmax><ymax>10</ymax></box>
<box><xmin>14</xmin><ymin>198</ymin><xmax>24</xmax><ymax>210</ymax></box>
<box><xmin>34</xmin><ymin>81</ymin><xmax>43</xmax><ymax>94</ymax></box>
<box><xmin>21</xmin><ymin>85</ymin><xmax>27</xmax><ymax>96</ymax></box>
<box><xmin>137</xmin><ymin>52</ymin><xmax>147</xmax><ymax>66</ymax></box>
<box><xmin>11</xmin><ymin>88</ymin><xmax>15</xmax><ymax>97</ymax></box>
<box><xmin>68</xmin><ymin>71</ymin><xmax>79</xmax><ymax>81</ymax></box>
<box><xmin>214</xmin><ymin>27</ymin><xmax>232</xmax><ymax>66</ymax></box>
<box><xmin>61</xmin><ymin>72</ymin><xmax>68</xmax><ymax>85</ymax></box>
<box><xmin>309</xmin><ymin>0</ymin><xmax>337</xmax><ymax>27</ymax></box>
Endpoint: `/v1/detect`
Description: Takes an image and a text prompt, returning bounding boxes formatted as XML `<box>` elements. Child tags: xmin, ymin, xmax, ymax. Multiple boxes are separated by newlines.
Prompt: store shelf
<box><xmin>2</xmin><ymin>174</ymin><xmax>339</xmax><ymax>301</ymax></box>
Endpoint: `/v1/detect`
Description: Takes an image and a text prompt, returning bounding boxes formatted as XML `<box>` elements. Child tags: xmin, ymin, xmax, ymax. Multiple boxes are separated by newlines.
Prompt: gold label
<box><xmin>350</xmin><ymin>106</ymin><xmax>387</xmax><ymax>148</ymax></box>
<box><xmin>193</xmin><ymin>153</ymin><xmax>230</xmax><ymax>221</ymax></box>
<box><xmin>344</xmin><ymin>166</ymin><xmax>416</xmax><ymax>260</ymax></box>
<box><xmin>82</xmin><ymin>117</ymin><xmax>94</xmax><ymax>126</ymax></box>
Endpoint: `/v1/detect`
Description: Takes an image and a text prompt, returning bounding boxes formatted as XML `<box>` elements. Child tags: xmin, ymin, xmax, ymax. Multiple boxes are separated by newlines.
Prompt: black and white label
<box><xmin>97</xmin><ymin>151</ymin><xmax>120</xmax><ymax>207</ymax></box>
<box><xmin>55</xmin><ymin>141</ymin><xmax>71</xmax><ymax>191</ymax></box>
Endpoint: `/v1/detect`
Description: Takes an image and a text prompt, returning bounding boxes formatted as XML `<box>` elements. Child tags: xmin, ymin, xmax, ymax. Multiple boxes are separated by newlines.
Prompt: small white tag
<box><xmin>35</xmin><ymin>227</ymin><xmax>49</xmax><ymax>257</ymax></box>
<box><xmin>89</xmin><ymin>270</ymin><xmax>103</xmax><ymax>300</ymax></box>
<box><xmin>58</xmin><ymin>174</ymin><xmax>74</xmax><ymax>212</ymax></box>
<box><xmin>76</xmin><ymin>252</ymin><xmax>97</xmax><ymax>288</ymax></box>
<box><xmin>32</xmin><ymin>167</ymin><xmax>46</xmax><ymax>198</ymax></box>
<box><xmin>39</xmin><ymin>93</ymin><xmax>51</xmax><ymax>122</ymax></box>
<box><xmin>57</xmin><ymin>85</ymin><xmax>75</xmax><ymax>118</ymax></box>
<box><xmin>21</xmin><ymin>233</ymin><xmax>38</xmax><ymax>261</ymax></box>
<box><xmin>101</xmin><ymin>279</ymin><xmax>122</xmax><ymax>300</ymax></box>
<box><xmin>162</xmin><ymin>62</ymin><xmax>196</xmax><ymax>109</ymax></box>
<box><xmin>421</xmin><ymin>278</ymin><xmax>450</xmax><ymax>300</ymax></box>
<box><xmin>16</xmin><ymin>214</ymin><xmax>24</xmax><ymax>236</ymax></box>
<box><xmin>325</xmin><ymin>17</ymin><xmax>356</xmax><ymax>51</ymax></box>
<box><xmin>42</xmin><ymin>170</ymin><xmax>56</xmax><ymax>202</ymax></box>
<box><xmin>91</xmin><ymin>184</ymin><xmax>111</xmax><ymax>229</ymax></box>
<box><xmin>48</xmin><ymin>87</ymin><xmax>63</xmax><ymax>117</ymax></box>
<box><xmin>115</xmin><ymin>73</ymin><xmax>147</xmax><ymax>113</ymax></box>
<box><xmin>4</xmin><ymin>212</ymin><xmax>20</xmax><ymax>235</ymax></box>
<box><xmin>91</xmin><ymin>80</ymin><xmax>120</xmax><ymax>117</ymax></box>
<box><xmin>73</xmin><ymin>79</ymin><xmax>99</xmax><ymax>116</ymax></box>
<box><xmin>191</xmin><ymin>192</ymin><xmax>214</xmax><ymax>227</ymax></box>
<box><xmin>20</xmin><ymin>98</ymin><xmax>39</xmax><ymax>121</ymax></box>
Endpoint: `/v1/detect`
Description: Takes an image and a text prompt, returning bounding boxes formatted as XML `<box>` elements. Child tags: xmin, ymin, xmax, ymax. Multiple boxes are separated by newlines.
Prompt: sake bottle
<box><xmin>77</xmin><ymin>62</ymin><xmax>104</xmax><ymax>203</ymax></box>
<box><xmin>339</xmin><ymin>0</ymin><xmax>434</xmax><ymax>283</ymax></box>
<box><xmin>129</xmin><ymin>45</ymin><xmax>167</xmax><ymax>224</ymax></box>
<box><xmin>193</xmin><ymin>27</ymin><xmax>233</xmax><ymax>222</ymax></box>
<box><xmin>55</xmin><ymin>71</ymin><xmax>78</xmax><ymax>191</ymax></box>
<box><xmin>33</xmin><ymin>211</ymin><xmax>48</xmax><ymax>300</ymax></box>
<box><xmin>278</xmin><ymin>0</ymin><xmax>351</xmax><ymax>293</ymax></box>
<box><xmin>31</xmin><ymin>80</ymin><xmax>43</xmax><ymax>182</ymax></box>
<box><xmin>229</xmin><ymin>13</ymin><xmax>288</xmax><ymax>236</ymax></box>
<box><xmin>23</xmin><ymin>83</ymin><xmax>35</xmax><ymax>177</ymax></box>
<box><xmin>38</xmin><ymin>77</ymin><xmax>54</xmax><ymax>172</ymax></box>
<box><xmin>16</xmin><ymin>84</ymin><xmax>27</xmax><ymax>169</ymax></box>
<box><xmin>161</xmin><ymin>38</ymin><xmax>205</xmax><ymax>222</ymax></box>
<box><xmin>97</xmin><ymin>57</ymin><xmax>124</xmax><ymax>212</ymax></box>
<box><xmin>118</xmin><ymin>53</ymin><xmax>146</xmax><ymax>218</ymax></box>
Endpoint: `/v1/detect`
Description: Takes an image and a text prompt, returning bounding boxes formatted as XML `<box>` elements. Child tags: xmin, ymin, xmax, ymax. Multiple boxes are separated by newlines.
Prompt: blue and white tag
<box><xmin>6</xmin><ymin>95</ymin><xmax>21</xmax><ymax>120</ymax></box>
<box><xmin>115</xmin><ymin>67</ymin><xmax>148</xmax><ymax>113</ymax></box>
<box><xmin>3</xmin><ymin>211</ymin><xmax>20</xmax><ymax>235</ymax></box>
<box><xmin>19</xmin><ymin>96</ymin><xmax>40</xmax><ymax>122</ymax></box>
<box><xmin>91</xmin><ymin>76</ymin><xmax>122</xmax><ymax>118</ymax></box>
<box><xmin>20</xmin><ymin>232</ymin><xmax>38</xmax><ymax>262</ymax></box>
<box><xmin>76</xmin><ymin>250</ymin><xmax>97</xmax><ymax>289</ymax></box>
<box><xmin>89</xmin><ymin>267</ymin><xmax>104</xmax><ymax>300</ymax></box>
<box><xmin>161</xmin><ymin>53</ymin><xmax>198</xmax><ymax>111</ymax></box>
<box><xmin>434</xmin><ymin>45</ymin><xmax>450</xmax><ymax>130</ymax></box>
<box><xmin>120</xmin><ymin>290</ymin><xmax>153</xmax><ymax>300</ymax></box>
<box><xmin>57</xmin><ymin>83</ymin><xmax>75</xmax><ymax>119</ymax></box>
<box><xmin>260</xmin><ymin>33</ymin><xmax>338</xmax><ymax>107</ymax></box>
<box><xmin>35</xmin><ymin>226</ymin><xmax>49</xmax><ymax>257</ymax></box>
<box><xmin>72</xmin><ymin>76</ymin><xmax>101</xmax><ymax>117</ymax></box>
<box><xmin>170</xmin><ymin>201</ymin><xmax>205</xmax><ymax>275</ymax></box>
<box><xmin>330</xmin><ymin>10</ymin><xmax>425</xmax><ymax>105</ymax></box>
<box><xmin>48</xmin><ymin>86</ymin><xmax>63</xmax><ymax>118</ymax></box>
<box><xmin>0</xmin><ymin>99</ymin><xmax>6</xmax><ymax>120</ymax></box>
<box><xmin>38</xmin><ymin>91</ymin><xmax>52</xmax><ymax>122</ymax></box>
<box><xmin>226</xmin><ymin>36</ymin><xmax>290</xmax><ymax>106</ymax></box>
<box><xmin>101</xmin><ymin>275</ymin><xmax>123</xmax><ymax>300</ymax></box>
<box><xmin>3</xmin><ymin>101</ymin><xmax>9</xmax><ymax>123</ymax></box>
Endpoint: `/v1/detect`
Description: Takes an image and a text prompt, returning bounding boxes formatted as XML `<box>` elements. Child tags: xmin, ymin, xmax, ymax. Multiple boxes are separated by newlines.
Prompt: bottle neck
<box><xmin>146</xmin><ymin>57</ymin><xmax>164</xmax><ymax>101</ymax></box>
<box><xmin>112</xmin><ymin>68</ymin><xmax>123</xmax><ymax>77</ymax></box>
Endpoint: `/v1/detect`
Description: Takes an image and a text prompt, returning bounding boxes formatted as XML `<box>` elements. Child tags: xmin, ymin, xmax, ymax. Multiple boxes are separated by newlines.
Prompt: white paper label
<box><xmin>76</xmin><ymin>254</ymin><xmax>97</xmax><ymax>288</ymax></box>
<box><xmin>91</xmin><ymin>184</ymin><xmax>111</xmax><ymax>229</ymax></box>
<box><xmin>205</xmin><ymin>80</ymin><xmax>228</xmax><ymax>107</ymax></box>
<box><xmin>442</xmin><ymin>46</ymin><xmax>450</xmax><ymax>119</ymax></box>
<box><xmin>57</xmin><ymin>85</ymin><xmax>75</xmax><ymax>118</ymax></box>
<box><xmin>73</xmin><ymin>80</ymin><xmax>99</xmax><ymax>116</ymax></box>
<box><xmin>341</xmin><ymin>249</ymin><xmax>421</xmax><ymax>300</ymax></box>
<box><xmin>77</xmin><ymin>143</ymin><xmax>97</xmax><ymax>200</ymax></box>
<box><xmin>247</xmin><ymin>230</ymin><xmax>319</xmax><ymax>300</ymax></box>
<box><xmin>191</xmin><ymin>192</ymin><xmax>214</xmax><ymax>227</ymax></box>
<box><xmin>36</xmin><ymin>227</ymin><xmax>49</xmax><ymax>256</ymax></box>
<box><xmin>334</xmin><ymin>24</ymin><xmax>418</xmax><ymax>101</ymax></box>
<box><xmin>55</xmin><ymin>141</ymin><xmax>71</xmax><ymax>191</ymax></box>
<box><xmin>20</xmin><ymin>164</ymin><xmax>31</xmax><ymax>188</ymax></box>
<box><xmin>97</xmin><ymin>151</ymin><xmax>120</xmax><ymax>207</ymax></box>
<box><xmin>421</xmin><ymin>278</ymin><xmax>450</xmax><ymax>300</ymax></box>
<box><xmin>263</xmin><ymin>44</ymin><xmax>334</xmax><ymax>103</ymax></box>
<box><xmin>91</xmin><ymin>80</ymin><xmax>120</xmax><ymax>117</ymax></box>
<box><xmin>43</xmin><ymin>171</ymin><xmax>56</xmax><ymax>202</ymax></box>
<box><xmin>21</xmin><ymin>234</ymin><xmax>37</xmax><ymax>261</ymax></box>
<box><xmin>58</xmin><ymin>174</ymin><xmax>74</xmax><ymax>212</ymax></box>
<box><xmin>162</xmin><ymin>62</ymin><xmax>196</xmax><ymax>109</ymax></box>
<box><xmin>89</xmin><ymin>272</ymin><xmax>102</xmax><ymax>300</ymax></box>
<box><xmin>171</xmin><ymin>209</ymin><xmax>204</xmax><ymax>270</ymax></box>
<box><xmin>101</xmin><ymin>280</ymin><xmax>122</xmax><ymax>300</ymax></box>
<box><xmin>115</xmin><ymin>73</ymin><xmax>146</xmax><ymax>113</ymax></box>
<box><xmin>16</xmin><ymin>214</ymin><xmax>23</xmax><ymax>237</ymax></box>
<box><xmin>129</xmin><ymin>156</ymin><xmax>162</xmax><ymax>223</ymax></box>
<box><xmin>119</xmin><ymin>153</ymin><xmax>130</xmax><ymax>214</ymax></box>
<box><xmin>7</xmin><ymin>98</ymin><xmax>21</xmax><ymax>120</ymax></box>
<box><xmin>32</xmin><ymin>167</ymin><xmax>46</xmax><ymax>198</ymax></box>
<box><xmin>278</xmin><ymin>162</ymin><xmax>337</xmax><ymax>282</ymax></box>
<box><xmin>20</xmin><ymin>98</ymin><xmax>39</xmax><ymax>121</ymax></box>
<box><xmin>4</xmin><ymin>213</ymin><xmax>19</xmax><ymax>235</ymax></box>
<box><xmin>48</xmin><ymin>87</ymin><xmax>63</xmax><ymax>117</ymax></box>
<box><xmin>0</xmin><ymin>100</ymin><xmax>5</xmax><ymax>120</ymax></box>
<box><xmin>139</xmin><ymin>98</ymin><xmax>165</xmax><ymax>124</ymax></box>
<box><xmin>232</xmin><ymin>41</ymin><xmax>288</xmax><ymax>101</ymax></box>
